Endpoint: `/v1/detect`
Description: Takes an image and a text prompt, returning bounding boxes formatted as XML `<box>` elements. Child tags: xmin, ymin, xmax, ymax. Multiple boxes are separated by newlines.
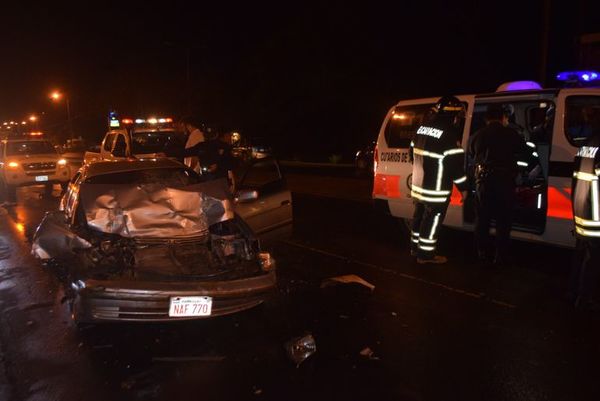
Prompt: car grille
<box><xmin>22</xmin><ymin>162</ymin><xmax>56</xmax><ymax>171</ymax></box>
<box><xmin>135</xmin><ymin>234</ymin><xmax>209</xmax><ymax>247</ymax></box>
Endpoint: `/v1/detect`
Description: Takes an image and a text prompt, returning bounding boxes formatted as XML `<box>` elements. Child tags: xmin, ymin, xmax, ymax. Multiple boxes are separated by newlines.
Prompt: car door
<box><xmin>235</xmin><ymin>157</ymin><xmax>293</xmax><ymax>241</ymax></box>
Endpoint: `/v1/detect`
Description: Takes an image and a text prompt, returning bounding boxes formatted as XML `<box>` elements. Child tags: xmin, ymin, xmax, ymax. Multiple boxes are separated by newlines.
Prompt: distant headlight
<box><xmin>7</xmin><ymin>162</ymin><xmax>19</xmax><ymax>168</ymax></box>
<box><xmin>57</xmin><ymin>159</ymin><xmax>67</xmax><ymax>166</ymax></box>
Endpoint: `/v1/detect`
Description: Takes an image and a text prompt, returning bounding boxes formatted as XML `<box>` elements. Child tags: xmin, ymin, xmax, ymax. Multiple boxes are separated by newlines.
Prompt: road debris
<box><xmin>359</xmin><ymin>347</ymin><xmax>380</xmax><ymax>360</ymax></box>
<box><xmin>320</xmin><ymin>274</ymin><xmax>375</xmax><ymax>291</ymax></box>
<box><xmin>284</xmin><ymin>333</ymin><xmax>316</xmax><ymax>367</ymax></box>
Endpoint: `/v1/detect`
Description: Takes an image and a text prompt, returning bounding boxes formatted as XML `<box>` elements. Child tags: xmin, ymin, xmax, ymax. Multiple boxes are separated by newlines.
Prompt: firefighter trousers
<box><xmin>410</xmin><ymin>200</ymin><xmax>449</xmax><ymax>260</ymax></box>
<box><xmin>475</xmin><ymin>175</ymin><xmax>515</xmax><ymax>263</ymax></box>
<box><xmin>568</xmin><ymin>238</ymin><xmax>600</xmax><ymax>304</ymax></box>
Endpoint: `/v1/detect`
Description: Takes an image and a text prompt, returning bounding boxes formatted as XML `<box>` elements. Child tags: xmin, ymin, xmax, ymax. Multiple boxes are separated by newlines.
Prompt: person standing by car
<box><xmin>568</xmin><ymin>107</ymin><xmax>600</xmax><ymax>311</ymax></box>
<box><xmin>181</xmin><ymin>117</ymin><xmax>205</xmax><ymax>172</ymax></box>
<box><xmin>184</xmin><ymin>130</ymin><xmax>236</xmax><ymax>195</ymax></box>
<box><xmin>468</xmin><ymin>104</ymin><xmax>535</xmax><ymax>267</ymax></box>
<box><xmin>409</xmin><ymin>96</ymin><xmax>468</xmax><ymax>264</ymax></box>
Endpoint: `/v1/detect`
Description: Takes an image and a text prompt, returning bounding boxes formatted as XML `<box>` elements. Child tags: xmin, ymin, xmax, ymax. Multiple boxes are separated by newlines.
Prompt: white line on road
<box><xmin>283</xmin><ymin>240</ymin><xmax>517</xmax><ymax>309</ymax></box>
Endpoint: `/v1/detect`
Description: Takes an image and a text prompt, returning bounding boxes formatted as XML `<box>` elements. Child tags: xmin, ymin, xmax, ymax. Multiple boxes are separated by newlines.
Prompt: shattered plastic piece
<box><xmin>321</xmin><ymin>274</ymin><xmax>375</xmax><ymax>291</ymax></box>
<box><xmin>359</xmin><ymin>347</ymin><xmax>380</xmax><ymax>360</ymax></box>
<box><xmin>391</xmin><ymin>312</ymin><xmax>398</xmax><ymax>317</ymax></box>
<box><xmin>284</xmin><ymin>334</ymin><xmax>316</xmax><ymax>367</ymax></box>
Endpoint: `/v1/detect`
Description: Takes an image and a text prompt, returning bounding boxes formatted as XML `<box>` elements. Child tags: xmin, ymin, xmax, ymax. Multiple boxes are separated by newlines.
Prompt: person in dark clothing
<box><xmin>183</xmin><ymin>131</ymin><xmax>236</xmax><ymax>194</ymax></box>
<box><xmin>568</xmin><ymin>107</ymin><xmax>600</xmax><ymax>311</ymax></box>
<box><xmin>468</xmin><ymin>104</ymin><xmax>536</xmax><ymax>266</ymax></box>
<box><xmin>409</xmin><ymin>96</ymin><xmax>468</xmax><ymax>264</ymax></box>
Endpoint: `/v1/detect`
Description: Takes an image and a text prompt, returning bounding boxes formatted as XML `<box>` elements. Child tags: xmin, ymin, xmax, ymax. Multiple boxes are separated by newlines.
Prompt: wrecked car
<box><xmin>32</xmin><ymin>159</ymin><xmax>279</xmax><ymax>324</ymax></box>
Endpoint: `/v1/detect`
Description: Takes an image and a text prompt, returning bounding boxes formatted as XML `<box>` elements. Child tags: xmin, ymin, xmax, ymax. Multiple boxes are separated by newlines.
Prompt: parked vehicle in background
<box><xmin>250</xmin><ymin>139</ymin><xmax>273</xmax><ymax>159</ymax></box>
<box><xmin>0</xmin><ymin>136</ymin><xmax>70</xmax><ymax>201</ymax></box>
<box><xmin>59</xmin><ymin>137</ymin><xmax>87</xmax><ymax>177</ymax></box>
<box><xmin>355</xmin><ymin>141</ymin><xmax>375</xmax><ymax>177</ymax></box>
<box><xmin>32</xmin><ymin>158</ymin><xmax>283</xmax><ymax>324</ymax></box>
<box><xmin>84</xmin><ymin>117</ymin><xmax>186</xmax><ymax>163</ymax></box>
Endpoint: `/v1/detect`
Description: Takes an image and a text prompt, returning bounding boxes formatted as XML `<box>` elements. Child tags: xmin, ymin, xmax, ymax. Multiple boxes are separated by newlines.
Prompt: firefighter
<box><xmin>468</xmin><ymin>104</ymin><xmax>537</xmax><ymax>266</ymax></box>
<box><xmin>409</xmin><ymin>96</ymin><xmax>468</xmax><ymax>264</ymax></box>
<box><xmin>568</xmin><ymin>107</ymin><xmax>600</xmax><ymax>311</ymax></box>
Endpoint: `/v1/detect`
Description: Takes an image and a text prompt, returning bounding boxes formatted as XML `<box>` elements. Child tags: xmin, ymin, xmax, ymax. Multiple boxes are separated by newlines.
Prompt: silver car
<box><xmin>32</xmin><ymin>158</ymin><xmax>292</xmax><ymax>324</ymax></box>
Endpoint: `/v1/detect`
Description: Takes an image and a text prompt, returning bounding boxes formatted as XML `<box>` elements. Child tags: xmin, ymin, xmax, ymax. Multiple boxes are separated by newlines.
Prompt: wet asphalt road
<box><xmin>1</xmin><ymin>175</ymin><xmax>600</xmax><ymax>401</ymax></box>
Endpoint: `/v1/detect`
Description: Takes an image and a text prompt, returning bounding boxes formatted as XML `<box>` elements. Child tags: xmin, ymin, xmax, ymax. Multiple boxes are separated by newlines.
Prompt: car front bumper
<box><xmin>72</xmin><ymin>270</ymin><xmax>277</xmax><ymax>323</ymax></box>
<box><xmin>2</xmin><ymin>167</ymin><xmax>70</xmax><ymax>186</ymax></box>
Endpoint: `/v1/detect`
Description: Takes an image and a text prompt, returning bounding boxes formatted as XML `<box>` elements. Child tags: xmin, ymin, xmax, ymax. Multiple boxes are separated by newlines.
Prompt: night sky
<box><xmin>1</xmin><ymin>1</ymin><xmax>598</xmax><ymax>160</ymax></box>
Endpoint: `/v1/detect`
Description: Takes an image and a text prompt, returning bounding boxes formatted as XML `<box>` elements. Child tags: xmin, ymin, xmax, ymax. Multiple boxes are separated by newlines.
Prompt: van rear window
<box><xmin>384</xmin><ymin>104</ymin><xmax>434</xmax><ymax>148</ymax></box>
<box><xmin>565</xmin><ymin>96</ymin><xmax>600</xmax><ymax>147</ymax></box>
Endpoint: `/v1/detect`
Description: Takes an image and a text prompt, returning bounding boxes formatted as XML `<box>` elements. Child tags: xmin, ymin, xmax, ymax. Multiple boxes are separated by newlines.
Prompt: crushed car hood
<box><xmin>78</xmin><ymin>180</ymin><xmax>234</xmax><ymax>238</ymax></box>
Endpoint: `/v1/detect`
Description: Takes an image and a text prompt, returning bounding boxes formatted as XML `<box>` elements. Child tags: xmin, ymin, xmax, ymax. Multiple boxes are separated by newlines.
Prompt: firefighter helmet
<box><xmin>433</xmin><ymin>96</ymin><xmax>465</xmax><ymax>116</ymax></box>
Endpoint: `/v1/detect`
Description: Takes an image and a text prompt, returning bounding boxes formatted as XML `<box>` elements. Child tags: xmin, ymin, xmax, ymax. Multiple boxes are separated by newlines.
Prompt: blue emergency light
<box><xmin>556</xmin><ymin>70</ymin><xmax>599</xmax><ymax>83</ymax></box>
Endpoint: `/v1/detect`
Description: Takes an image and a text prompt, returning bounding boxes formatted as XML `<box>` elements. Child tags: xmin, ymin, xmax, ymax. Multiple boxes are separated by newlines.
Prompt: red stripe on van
<box><xmin>547</xmin><ymin>186</ymin><xmax>573</xmax><ymax>220</ymax></box>
<box><xmin>449</xmin><ymin>186</ymin><xmax>462</xmax><ymax>205</ymax></box>
<box><xmin>373</xmin><ymin>174</ymin><xmax>401</xmax><ymax>198</ymax></box>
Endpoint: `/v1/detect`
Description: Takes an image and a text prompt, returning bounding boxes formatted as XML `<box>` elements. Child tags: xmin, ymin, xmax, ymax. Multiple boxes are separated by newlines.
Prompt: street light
<box><xmin>49</xmin><ymin>90</ymin><xmax>73</xmax><ymax>139</ymax></box>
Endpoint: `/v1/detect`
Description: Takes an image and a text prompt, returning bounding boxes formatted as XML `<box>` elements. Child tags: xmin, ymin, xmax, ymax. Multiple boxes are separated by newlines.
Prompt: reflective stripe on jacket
<box><xmin>572</xmin><ymin>135</ymin><xmax>600</xmax><ymax>238</ymax></box>
<box><xmin>410</xmin><ymin>118</ymin><xmax>466</xmax><ymax>203</ymax></box>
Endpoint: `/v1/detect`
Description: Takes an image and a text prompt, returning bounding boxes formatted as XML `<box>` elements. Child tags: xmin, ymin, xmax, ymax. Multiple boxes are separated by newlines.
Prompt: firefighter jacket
<box><xmin>409</xmin><ymin>118</ymin><xmax>467</xmax><ymax>204</ymax></box>
<box><xmin>572</xmin><ymin>135</ymin><xmax>600</xmax><ymax>239</ymax></box>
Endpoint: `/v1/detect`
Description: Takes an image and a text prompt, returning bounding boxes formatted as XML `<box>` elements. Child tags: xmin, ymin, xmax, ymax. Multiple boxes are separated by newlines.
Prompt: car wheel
<box><xmin>1</xmin><ymin>181</ymin><xmax>17</xmax><ymax>203</ymax></box>
<box><xmin>44</xmin><ymin>183</ymin><xmax>54</xmax><ymax>198</ymax></box>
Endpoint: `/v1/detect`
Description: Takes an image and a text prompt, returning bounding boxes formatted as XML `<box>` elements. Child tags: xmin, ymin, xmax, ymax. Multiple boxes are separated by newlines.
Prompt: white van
<box><xmin>373</xmin><ymin>77</ymin><xmax>600</xmax><ymax>248</ymax></box>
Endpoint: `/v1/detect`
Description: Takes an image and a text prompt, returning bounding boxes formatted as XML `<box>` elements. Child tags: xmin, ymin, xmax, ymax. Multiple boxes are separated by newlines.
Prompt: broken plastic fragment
<box><xmin>321</xmin><ymin>274</ymin><xmax>375</xmax><ymax>291</ymax></box>
<box><xmin>359</xmin><ymin>347</ymin><xmax>380</xmax><ymax>360</ymax></box>
<box><xmin>284</xmin><ymin>333</ymin><xmax>316</xmax><ymax>366</ymax></box>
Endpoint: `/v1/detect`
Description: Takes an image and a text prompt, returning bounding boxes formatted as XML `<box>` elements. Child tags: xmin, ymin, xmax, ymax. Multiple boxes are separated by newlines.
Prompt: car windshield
<box><xmin>84</xmin><ymin>167</ymin><xmax>200</xmax><ymax>187</ymax></box>
<box><xmin>6</xmin><ymin>141</ymin><xmax>56</xmax><ymax>156</ymax></box>
<box><xmin>131</xmin><ymin>131</ymin><xmax>185</xmax><ymax>156</ymax></box>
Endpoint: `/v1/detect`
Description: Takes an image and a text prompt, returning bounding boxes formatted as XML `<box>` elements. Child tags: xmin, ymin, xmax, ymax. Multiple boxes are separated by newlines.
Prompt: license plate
<box><xmin>35</xmin><ymin>176</ymin><xmax>49</xmax><ymax>182</ymax></box>
<box><xmin>169</xmin><ymin>296</ymin><xmax>212</xmax><ymax>317</ymax></box>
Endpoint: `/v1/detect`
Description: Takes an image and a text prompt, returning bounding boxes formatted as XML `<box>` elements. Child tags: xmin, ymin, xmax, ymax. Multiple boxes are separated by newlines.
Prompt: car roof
<box><xmin>84</xmin><ymin>158</ymin><xmax>186</xmax><ymax>178</ymax></box>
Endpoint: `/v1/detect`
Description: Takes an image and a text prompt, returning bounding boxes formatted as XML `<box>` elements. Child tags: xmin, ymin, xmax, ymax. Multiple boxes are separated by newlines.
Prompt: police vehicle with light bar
<box><xmin>84</xmin><ymin>116</ymin><xmax>186</xmax><ymax>164</ymax></box>
<box><xmin>373</xmin><ymin>70</ymin><xmax>600</xmax><ymax>248</ymax></box>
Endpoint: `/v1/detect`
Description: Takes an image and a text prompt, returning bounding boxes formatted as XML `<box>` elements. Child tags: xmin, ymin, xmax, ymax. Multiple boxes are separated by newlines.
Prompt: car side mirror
<box><xmin>235</xmin><ymin>189</ymin><xmax>259</xmax><ymax>203</ymax></box>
